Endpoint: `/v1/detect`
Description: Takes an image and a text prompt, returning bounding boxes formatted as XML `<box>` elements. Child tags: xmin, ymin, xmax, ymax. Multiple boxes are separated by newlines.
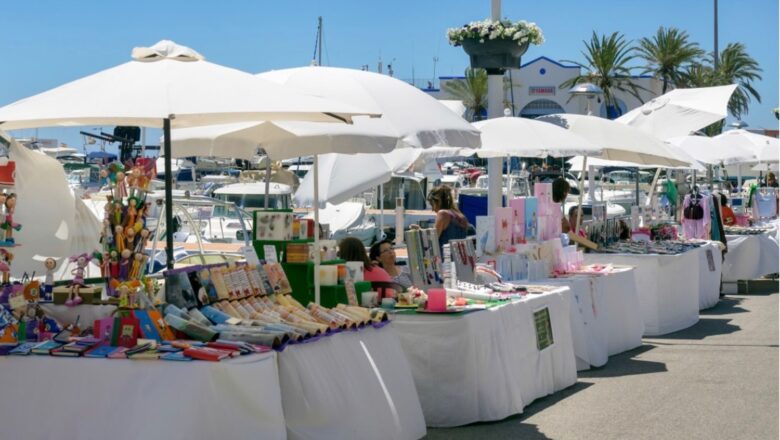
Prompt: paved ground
<box><xmin>425</xmin><ymin>293</ymin><xmax>778</xmax><ymax>440</ymax></box>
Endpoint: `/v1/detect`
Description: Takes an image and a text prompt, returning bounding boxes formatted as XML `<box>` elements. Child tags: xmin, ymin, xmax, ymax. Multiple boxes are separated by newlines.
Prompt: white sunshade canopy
<box><xmin>256</xmin><ymin>66</ymin><xmax>481</xmax><ymax>150</ymax></box>
<box><xmin>537</xmin><ymin>113</ymin><xmax>692</xmax><ymax>167</ymax></box>
<box><xmin>0</xmin><ymin>40</ymin><xmax>372</xmax><ymax>130</ymax></box>
<box><xmin>473</xmin><ymin>116</ymin><xmax>602</xmax><ymax>158</ymax></box>
<box><xmin>170</xmin><ymin>120</ymin><xmax>398</xmax><ymax>161</ymax></box>
<box><xmin>715</xmin><ymin>129</ymin><xmax>779</xmax><ymax>162</ymax></box>
<box><xmin>616</xmin><ymin>84</ymin><xmax>737</xmax><ymax>140</ymax></box>
<box><xmin>667</xmin><ymin>135</ymin><xmax>755</xmax><ymax>166</ymax></box>
<box><xmin>294</xmin><ymin>153</ymin><xmax>393</xmax><ymax>208</ymax></box>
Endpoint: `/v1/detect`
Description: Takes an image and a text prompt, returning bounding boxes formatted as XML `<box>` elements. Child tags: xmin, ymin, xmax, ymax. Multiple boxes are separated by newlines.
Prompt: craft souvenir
<box><xmin>509</xmin><ymin>198</ymin><xmax>526</xmax><ymax>244</ymax></box>
<box><xmin>404</xmin><ymin>228</ymin><xmax>443</xmax><ymax>289</ymax></box>
<box><xmin>475</xmin><ymin>215</ymin><xmax>496</xmax><ymax>256</ymax></box>
<box><xmin>524</xmin><ymin>197</ymin><xmax>538</xmax><ymax>242</ymax></box>
<box><xmin>0</xmin><ymin>193</ymin><xmax>21</xmax><ymax>244</ymax></box>
<box><xmin>66</xmin><ymin>253</ymin><xmax>92</xmax><ymax>307</ymax></box>
<box><xmin>494</xmin><ymin>207</ymin><xmax>513</xmax><ymax>252</ymax></box>
<box><xmin>42</xmin><ymin>258</ymin><xmax>57</xmax><ymax>301</ymax></box>
<box><xmin>450</xmin><ymin>238</ymin><xmax>477</xmax><ymax>284</ymax></box>
<box><xmin>0</xmin><ymin>249</ymin><xmax>11</xmax><ymax>285</ymax></box>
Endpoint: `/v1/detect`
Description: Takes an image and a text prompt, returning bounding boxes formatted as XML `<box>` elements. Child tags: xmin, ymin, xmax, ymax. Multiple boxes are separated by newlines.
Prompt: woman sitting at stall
<box><xmin>554</xmin><ymin>177</ymin><xmax>572</xmax><ymax>233</ymax></box>
<box><xmin>338</xmin><ymin>237</ymin><xmax>392</xmax><ymax>283</ymax></box>
<box><xmin>370</xmin><ymin>240</ymin><xmax>412</xmax><ymax>289</ymax></box>
<box><xmin>567</xmin><ymin>205</ymin><xmax>587</xmax><ymax>237</ymax></box>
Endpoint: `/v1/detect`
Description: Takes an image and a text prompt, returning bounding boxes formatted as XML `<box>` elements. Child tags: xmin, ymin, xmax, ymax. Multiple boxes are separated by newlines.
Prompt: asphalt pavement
<box><xmin>425</xmin><ymin>293</ymin><xmax>779</xmax><ymax>440</ymax></box>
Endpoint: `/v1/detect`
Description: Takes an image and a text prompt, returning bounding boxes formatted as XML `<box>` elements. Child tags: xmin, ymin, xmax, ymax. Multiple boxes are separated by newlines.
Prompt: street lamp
<box><xmin>568</xmin><ymin>82</ymin><xmax>604</xmax><ymax>116</ymax></box>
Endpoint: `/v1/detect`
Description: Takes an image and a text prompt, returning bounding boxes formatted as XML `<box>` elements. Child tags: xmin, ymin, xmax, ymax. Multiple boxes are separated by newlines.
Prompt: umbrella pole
<box><xmin>379</xmin><ymin>184</ymin><xmax>384</xmax><ymax>240</ymax></box>
<box><xmin>737</xmin><ymin>164</ymin><xmax>742</xmax><ymax>195</ymax></box>
<box><xmin>635</xmin><ymin>167</ymin><xmax>640</xmax><ymax>207</ymax></box>
<box><xmin>575</xmin><ymin>156</ymin><xmax>588</xmax><ymax>233</ymax></box>
<box><xmin>264</xmin><ymin>158</ymin><xmax>271</xmax><ymax>210</ymax></box>
<box><xmin>164</xmin><ymin>117</ymin><xmax>174</xmax><ymax>270</ymax></box>
<box><xmin>646</xmin><ymin>168</ymin><xmax>662</xmax><ymax>210</ymax></box>
<box><xmin>313</xmin><ymin>154</ymin><xmax>321</xmax><ymax>305</ymax></box>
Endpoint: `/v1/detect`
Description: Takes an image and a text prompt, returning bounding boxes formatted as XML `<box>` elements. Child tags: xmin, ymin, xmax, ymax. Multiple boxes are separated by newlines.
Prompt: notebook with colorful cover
<box><xmin>84</xmin><ymin>344</ymin><xmax>119</xmax><ymax>358</ymax></box>
<box><xmin>50</xmin><ymin>346</ymin><xmax>81</xmax><ymax>357</ymax></box>
<box><xmin>32</xmin><ymin>340</ymin><xmax>62</xmax><ymax>355</ymax></box>
<box><xmin>160</xmin><ymin>351</ymin><xmax>193</xmax><ymax>362</ymax></box>
<box><xmin>133</xmin><ymin>310</ymin><xmax>162</xmax><ymax>342</ymax></box>
<box><xmin>110</xmin><ymin>317</ymin><xmax>141</xmax><ymax>348</ymax></box>
<box><xmin>9</xmin><ymin>342</ymin><xmax>38</xmax><ymax>355</ymax></box>
<box><xmin>183</xmin><ymin>346</ymin><xmax>231</xmax><ymax>362</ymax></box>
<box><xmin>148</xmin><ymin>310</ymin><xmax>175</xmax><ymax>341</ymax></box>
<box><xmin>107</xmin><ymin>346</ymin><xmax>130</xmax><ymax>359</ymax></box>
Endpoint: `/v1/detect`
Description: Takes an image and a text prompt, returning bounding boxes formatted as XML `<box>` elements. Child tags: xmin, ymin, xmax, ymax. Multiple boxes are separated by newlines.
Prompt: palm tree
<box><xmin>442</xmin><ymin>68</ymin><xmax>488</xmax><ymax>121</ymax></box>
<box><xmin>716</xmin><ymin>42</ymin><xmax>762</xmax><ymax>120</ymax></box>
<box><xmin>636</xmin><ymin>27</ymin><xmax>704</xmax><ymax>94</ymax></box>
<box><xmin>560</xmin><ymin>32</ymin><xmax>647</xmax><ymax>119</ymax></box>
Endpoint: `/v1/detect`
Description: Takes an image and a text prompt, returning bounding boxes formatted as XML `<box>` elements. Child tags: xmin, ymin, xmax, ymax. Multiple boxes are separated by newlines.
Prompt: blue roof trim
<box><xmin>520</xmin><ymin>56</ymin><xmax>579</xmax><ymax>69</ymax></box>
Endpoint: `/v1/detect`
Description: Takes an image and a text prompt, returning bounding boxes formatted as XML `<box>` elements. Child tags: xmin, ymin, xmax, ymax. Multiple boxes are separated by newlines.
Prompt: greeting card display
<box><xmin>534</xmin><ymin>182</ymin><xmax>553</xmax><ymax>215</ymax></box>
<box><xmin>263</xmin><ymin>262</ymin><xmax>292</xmax><ymax>295</ymax></box>
<box><xmin>524</xmin><ymin>197</ymin><xmax>539</xmax><ymax>242</ymax></box>
<box><xmin>404</xmin><ymin>228</ymin><xmax>443</xmax><ymax>290</ymax></box>
<box><xmin>509</xmin><ymin>198</ymin><xmax>525</xmax><ymax>244</ymax></box>
<box><xmin>253</xmin><ymin>210</ymin><xmax>293</xmax><ymax>241</ymax></box>
<box><xmin>450</xmin><ymin>238</ymin><xmax>477</xmax><ymax>284</ymax></box>
<box><xmin>494</xmin><ymin>207</ymin><xmax>513</xmax><ymax>253</ymax></box>
<box><xmin>475</xmin><ymin>215</ymin><xmax>496</xmax><ymax>256</ymax></box>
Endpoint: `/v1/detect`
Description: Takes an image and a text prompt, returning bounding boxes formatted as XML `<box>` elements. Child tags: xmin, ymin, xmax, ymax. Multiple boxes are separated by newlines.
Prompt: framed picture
<box><xmin>253</xmin><ymin>210</ymin><xmax>294</xmax><ymax>241</ymax></box>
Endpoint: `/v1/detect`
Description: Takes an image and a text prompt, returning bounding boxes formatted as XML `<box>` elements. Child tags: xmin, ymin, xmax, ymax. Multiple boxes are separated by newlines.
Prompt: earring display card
<box><xmin>476</xmin><ymin>215</ymin><xmax>496</xmax><ymax>256</ymax></box>
<box><xmin>494</xmin><ymin>207</ymin><xmax>513</xmax><ymax>253</ymax></box>
<box><xmin>253</xmin><ymin>210</ymin><xmax>294</xmax><ymax>241</ymax></box>
<box><xmin>404</xmin><ymin>228</ymin><xmax>443</xmax><ymax>290</ymax></box>
<box><xmin>263</xmin><ymin>262</ymin><xmax>292</xmax><ymax>295</ymax></box>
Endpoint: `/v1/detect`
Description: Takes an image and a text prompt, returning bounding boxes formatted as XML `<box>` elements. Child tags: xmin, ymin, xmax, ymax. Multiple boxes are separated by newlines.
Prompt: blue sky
<box><xmin>0</xmin><ymin>0</ymin><xmax>776</xmax><ymax>151</ymax></box>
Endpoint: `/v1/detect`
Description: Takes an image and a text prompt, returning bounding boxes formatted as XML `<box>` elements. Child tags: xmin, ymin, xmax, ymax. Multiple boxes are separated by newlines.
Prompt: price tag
<box><xmin>242</xmin><ymin>246</ymin><xmax>261</xmax><ymax>266</ymax></box>
<box><xmin>263</xmin><ymin>245</ymin><xmax>278</xmax><ymax>263</ymax></box>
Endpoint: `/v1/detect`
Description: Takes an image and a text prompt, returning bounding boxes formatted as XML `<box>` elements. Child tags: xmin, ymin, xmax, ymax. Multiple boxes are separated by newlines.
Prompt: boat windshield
<box><xmin>214</xmin><ymin>193</ymin><xmax>290</xmax><ymax>210</ymax></box>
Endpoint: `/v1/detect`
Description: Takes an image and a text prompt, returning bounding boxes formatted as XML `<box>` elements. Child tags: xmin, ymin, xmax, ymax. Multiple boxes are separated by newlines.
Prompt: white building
<box><xmin>428</xmin><ymin>56</ymin><xmax>663</xmax><ymax>119</ymax></box>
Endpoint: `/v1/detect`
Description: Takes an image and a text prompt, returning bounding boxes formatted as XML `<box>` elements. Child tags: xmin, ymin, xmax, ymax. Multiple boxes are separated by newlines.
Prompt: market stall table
<box><xmin>723</xmin><ymin>232</ymin><xmax>779</xmax><ymax>282</ymax></box>
<box><xmin>0</xmin><ymin>352</ymin><xmax>286</xmax><ymax>440</ymax></box>
<box><xmin>584</xmin><ymin>244</ymin><xmax>718</xmax><ymax>336</ymax></box>
<box><xmin>391</xmin><ymin>288</ymin><xmax>577</xmax><ymax>427</ymax></box>
<box><xmin>278</xmin><ymin>324</ymin><xmax>427</xmax><ymax>440</ymax></box>
<box><xmin>531</xmin><ymin>266</ymin><xmax>644</xmax><ymax>370</ymax></box>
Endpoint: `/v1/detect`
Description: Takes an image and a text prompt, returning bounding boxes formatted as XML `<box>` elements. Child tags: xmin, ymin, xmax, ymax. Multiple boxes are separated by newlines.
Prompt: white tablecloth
<box><xmin>533</xmin><ymin>267</ymin><xmax>644</xmax><ymax>370</ymax></box>
<box><xmin>585</xmin><ymin>246</ymin><xmax>711</xmax><ymax>336</ymax></box>
<box><xmin>698</xmin><ymin>242</ymin><xmax>724</xmax><ymax>309</ymax></box>
<box><xmin>391</xmin><ymin>288</ymin><xmax>577</xmax><ymax>427</ymax></box>
<box><xmin>0</xmin><ymin>352</ymin><xmax>286</xmax><ymax>440</ymax></box>
<box><xmin>723</xmin><ymin>233</ymin><xmax>779</xmax><ymax>282</ymax></box>
<box><xmin>278</xmin><ymin>325</ymin><xmax>426</xmax><ymax>440</ymax></box>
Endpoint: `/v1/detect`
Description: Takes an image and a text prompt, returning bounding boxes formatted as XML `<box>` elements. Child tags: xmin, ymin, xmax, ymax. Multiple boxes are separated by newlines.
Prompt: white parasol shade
<box><xmin>257</xmin><ymin>66</ymin><xmax>481</xmax><ymax>150</ymax></box>
<box><xmin>616</xmin><ymin>84</ymin><xmax>737</xmax><ymax>139</ymax></box>
<box><xmin>537</xmin><ymin>113</ymin><xmax>693</xmax><ymax>167</ymax></box>
<box><xmin>0</xmin><ymin>40</ymin><xmax>372</xmax><ymax>129</ymax></box>
<box><xmin>294</xmin><ymin>153</ymin><xmax>393</xmax><ymax>208</ymax></box>
<box><xmin>667</xmin><ymin>135</ymin><xmax>755</xmax><ymax>166</ymax></box>
<box><xmin>473</xmin><ymin>116</ymin><xmax>601</xmax><ymax>158</ymax></box>
<box><xmin>714</xmin><ymin>129</ymin><xmax>779</xmax><ymax>162</ymax></box>
<box><xmin>170</xmin><ymin>120</ymin><xmax>398</xmax><ymax>160</ymax></box>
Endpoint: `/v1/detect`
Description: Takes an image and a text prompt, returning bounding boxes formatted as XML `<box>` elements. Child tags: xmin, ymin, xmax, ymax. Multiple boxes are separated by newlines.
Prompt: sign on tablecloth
<box><xmin>534</xmin><ymin>306</ymin><xmax>554</xmax><ymax>350</ymax></box>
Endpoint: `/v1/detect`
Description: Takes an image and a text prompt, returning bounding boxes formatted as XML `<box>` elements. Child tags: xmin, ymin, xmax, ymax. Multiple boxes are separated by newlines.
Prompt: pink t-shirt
<box><xmin>363</xmin><ymin>265</ymin><xmax>394</xmax><ymax>299</ymax></box>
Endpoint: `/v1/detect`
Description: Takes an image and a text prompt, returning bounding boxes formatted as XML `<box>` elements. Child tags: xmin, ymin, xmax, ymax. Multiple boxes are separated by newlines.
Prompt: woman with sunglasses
<box><xmin>370</xmin><ymin>240</ymin><xmax>412</xmax><ymax>289</ymax></box>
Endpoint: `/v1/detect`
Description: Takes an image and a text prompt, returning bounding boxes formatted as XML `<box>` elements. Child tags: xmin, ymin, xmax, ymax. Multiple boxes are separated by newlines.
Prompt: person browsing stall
<box><xmin>720</xmin><ymin>193</ymin><xmax>737</xmax><ymax>226</ymax></box>
<box><xmin>766</xmin><ymin>172</ymin><xmax>778</xmax><ymax>188</ymax></box>
<box><xmin>370</xmin><ymin>240</ymin><xmax>412</xmax><ymax>289</ymax></box>
<box><xmin>423</xmin><ymin>185</ymin><xmax>469</xmax><ymax>249</ymax></box>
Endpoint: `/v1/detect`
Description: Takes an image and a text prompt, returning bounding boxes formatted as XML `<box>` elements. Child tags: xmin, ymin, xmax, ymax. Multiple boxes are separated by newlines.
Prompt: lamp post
<box><xmin>568</xmin><ymin>83</ymin><xmax>604</xmax><ymax>209</ymax></box>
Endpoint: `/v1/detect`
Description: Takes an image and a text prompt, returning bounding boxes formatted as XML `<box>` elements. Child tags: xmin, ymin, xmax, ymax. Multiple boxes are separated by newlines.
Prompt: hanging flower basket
<box><xmin>448</xmin><ymin>19</ymin><xmax>543</xmax><ymax>71</ymax></box>
<box><xmin>461</xmin><ymin>39</ymin><xmax>530</xmax><ymax>70</ymax></box>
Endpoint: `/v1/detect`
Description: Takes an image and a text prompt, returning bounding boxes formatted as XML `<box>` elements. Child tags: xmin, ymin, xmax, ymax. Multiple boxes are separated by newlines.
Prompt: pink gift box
<box><xmin>735</xmin><ymin>213</ymin><xmax>750</xmax><ymax>227</ymax></box>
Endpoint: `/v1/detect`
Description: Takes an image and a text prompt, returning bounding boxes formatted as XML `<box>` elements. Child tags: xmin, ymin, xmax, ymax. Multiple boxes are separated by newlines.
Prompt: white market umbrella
<box><xmin>438</xmin><ymin>100</ymin><xmax>467</xmax><ymax>118</ymax></box>
<box><xmin>473</xmin><ymin>116</ymin><xmax>601</xmax><ymax>158</ymax></box>
<box><xmin>667</xmin><ymin>135</ymin><xmax>755</xmax><ymax>166</ymax></box>
<box><xmin>257</xmin><ymin>66</ymin><xmax>481</xmax><ymax>150</ymax></box>
<box><xmin>537</xmin><ymin>114</ymin><xmax>692</xmax><ymax>167</ymax></box>
<box><xmin>715</xmin><ymin>129</ymin><xmax>779</xmax><ymax>161</ymax></box>
<box><xmin>171</xmin><ymin>120</ymin><xmax>398</xmax><ymax>160</ymax></box>
<box><xmin>0</xmin><ymin>40</ymin><xmax>372</xmax><ymax>269</ymax></box>
<box><xmin>294</xmin><ymin>153</ymin><xmax>393</xmax><ymax>208</ymax></box>
<box><xmin>616</xmin><ymin>84</ymin><xmax>737</xmax><ymax>139</ymax></box>
<box><xmin>756</xmin><ymin>143</ymin><xmax>779</xmax><ymax>163</ymax></box>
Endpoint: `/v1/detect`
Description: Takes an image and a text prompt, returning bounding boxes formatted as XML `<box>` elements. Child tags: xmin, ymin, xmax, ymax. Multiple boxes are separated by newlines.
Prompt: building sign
<box><xmin>529</xmin><ymin>86</ymin><xmax>556</xmax><ymax>96</ymax></box>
